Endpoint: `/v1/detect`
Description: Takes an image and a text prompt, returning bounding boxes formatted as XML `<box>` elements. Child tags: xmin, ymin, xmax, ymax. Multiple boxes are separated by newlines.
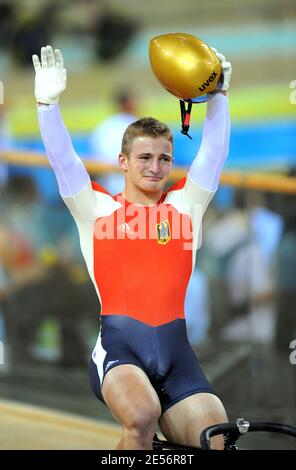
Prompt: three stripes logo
<box><xmin>117</xmin><ymin>223</ymin><xmax>135</xmax><ymax>236</ymax></box>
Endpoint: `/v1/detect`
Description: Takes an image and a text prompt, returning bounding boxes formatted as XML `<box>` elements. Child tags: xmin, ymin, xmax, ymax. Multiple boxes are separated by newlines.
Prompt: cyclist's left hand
<box><xmin>210</xmin><ymin>47</ymin><xmax>232</xmax><ymax>93</ymax></box>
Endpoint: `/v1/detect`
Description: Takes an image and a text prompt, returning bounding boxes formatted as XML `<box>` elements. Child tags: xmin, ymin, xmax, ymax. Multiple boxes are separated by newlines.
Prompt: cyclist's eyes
<box><xmin>138</xmin><ymin>156</ymin><xmax>172</xmax><ymax>163</ymax></box>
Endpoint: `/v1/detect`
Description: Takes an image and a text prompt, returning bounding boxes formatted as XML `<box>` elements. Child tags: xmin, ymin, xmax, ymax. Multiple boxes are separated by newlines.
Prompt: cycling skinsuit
<box><xmin>63</xmin><ymin>176</ymin><xmax>216</xmax><ymax>413</ymax></box>
<box><xmin>38</xmin><ymin>93</ymin><xmax>230</xmax><ymax>413</ymax></box>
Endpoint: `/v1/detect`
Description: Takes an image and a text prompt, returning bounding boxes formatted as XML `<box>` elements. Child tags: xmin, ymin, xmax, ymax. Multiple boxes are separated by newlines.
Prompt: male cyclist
<box><xmin>33</xmin><ymin>45</ymin><xmax>231</xmax><ymax>449</ymax></box>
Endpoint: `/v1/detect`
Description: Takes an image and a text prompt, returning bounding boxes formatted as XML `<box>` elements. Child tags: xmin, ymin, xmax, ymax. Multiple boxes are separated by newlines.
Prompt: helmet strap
<box><xmin>180</xmin><ymin>100</ymin><xmax>192</xmax><ymax>139</ymax></box>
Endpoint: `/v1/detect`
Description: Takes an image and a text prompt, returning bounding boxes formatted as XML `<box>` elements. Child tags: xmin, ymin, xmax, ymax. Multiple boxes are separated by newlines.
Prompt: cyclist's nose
<box><xmin>150</xmin><ymin>158</ymin><xmax>161</xmax><ymax>173</ymax></box>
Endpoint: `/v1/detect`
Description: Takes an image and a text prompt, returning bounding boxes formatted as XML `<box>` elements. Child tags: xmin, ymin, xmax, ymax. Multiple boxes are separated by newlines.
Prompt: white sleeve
<box><xmin>164</xmin><ymin>176</ymin><xmax>215</xmax><ymax>251</ymax></box>
<box><xmin>38</xmin><ymin>103</ymin><xmax>90</xmax><ymax>197</ymax></box>
<box><xmin>62</xmin><ymin>180</ymin><xmax>120</xmax><ymax>222</ymax></box>
<box><xmin>164</xmin><ymin>176</ymin><xmax>215</xmax><ymax>217</ymax></box>
<box><xmin>188</xmin><ymin>93</ymin><xmax>230</xmax><ymax>191</ymax></box>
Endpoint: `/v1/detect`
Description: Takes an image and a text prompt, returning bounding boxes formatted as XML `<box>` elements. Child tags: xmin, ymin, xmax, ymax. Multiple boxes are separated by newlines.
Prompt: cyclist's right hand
<box><xmin>32</xmin><ymin>45</ymin><xmax>67</xmax><ymax>105</ymax></box>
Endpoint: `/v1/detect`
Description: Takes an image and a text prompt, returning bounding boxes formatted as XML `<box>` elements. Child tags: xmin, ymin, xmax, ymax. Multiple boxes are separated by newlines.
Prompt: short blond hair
<box><xmin>121</xmin><ymin>117</ymin><xmax>173</xmax><ymax>156</ymax></box>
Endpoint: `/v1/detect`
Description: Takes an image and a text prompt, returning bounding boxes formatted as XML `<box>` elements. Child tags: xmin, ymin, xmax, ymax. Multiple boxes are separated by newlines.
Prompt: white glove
<box><xmin>210</xmin><ymin>47</ymin><xmax>232</xmax><ymax>92</ymax></box>
<box><xmin>32</xmin><ymin>45</ymin><xmax>67</xmax><ymax>104</ymax></box>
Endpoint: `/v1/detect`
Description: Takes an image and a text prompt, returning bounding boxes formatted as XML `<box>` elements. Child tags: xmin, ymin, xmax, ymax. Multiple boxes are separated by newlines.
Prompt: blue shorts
<box><xmin>89</xmin><ymin>315</ymin><xmax>216</xmax><ymax>414</ymax></box>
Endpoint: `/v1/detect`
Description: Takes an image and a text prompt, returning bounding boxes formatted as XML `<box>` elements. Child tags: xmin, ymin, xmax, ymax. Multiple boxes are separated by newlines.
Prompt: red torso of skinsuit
<box><xmin>62</xmin><ymin>176</ymin><xmax>213</xmax><ymax>327</ymax></box>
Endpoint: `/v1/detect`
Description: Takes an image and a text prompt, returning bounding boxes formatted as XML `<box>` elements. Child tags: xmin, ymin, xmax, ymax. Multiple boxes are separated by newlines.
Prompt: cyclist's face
<box><xmin>119</xmin><ymin>136</ymin><xmax>173</xmax><ymax>194</ymax></box>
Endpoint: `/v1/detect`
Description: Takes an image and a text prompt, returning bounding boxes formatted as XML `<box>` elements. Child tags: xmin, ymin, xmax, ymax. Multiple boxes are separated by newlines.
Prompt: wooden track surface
<box><xmin>0</xmin><ymin>399</ymin><xmax>121</xmax><ymax>450</ymax></box>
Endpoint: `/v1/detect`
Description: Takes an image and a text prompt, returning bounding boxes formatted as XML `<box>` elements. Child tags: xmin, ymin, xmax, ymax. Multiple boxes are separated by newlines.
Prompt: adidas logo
<box><xmin>117</xmin><ymin>223</ymin><xmax>135</xmax><ymax>235</ymax></box>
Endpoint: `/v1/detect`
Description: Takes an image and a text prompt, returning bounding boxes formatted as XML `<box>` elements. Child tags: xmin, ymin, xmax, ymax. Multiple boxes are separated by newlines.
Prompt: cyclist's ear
<box><xmin>119</xmin><ymin>153</ymin><xmax>128</xmax><ymax>172</ymax></box>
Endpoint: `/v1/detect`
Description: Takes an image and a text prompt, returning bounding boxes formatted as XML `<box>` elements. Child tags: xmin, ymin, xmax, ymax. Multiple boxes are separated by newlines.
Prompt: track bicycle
<box><xmin>152</xmin><ymin>418</ymin><xmax>296</xmax><ymax>450</ymax></box>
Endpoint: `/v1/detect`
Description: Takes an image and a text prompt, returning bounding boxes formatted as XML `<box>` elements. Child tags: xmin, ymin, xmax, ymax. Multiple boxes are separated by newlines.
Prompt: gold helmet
<box><xmin>149</xmin><ymin>33</ymin><xmax>222</xmax><ymax>137</ymax></box>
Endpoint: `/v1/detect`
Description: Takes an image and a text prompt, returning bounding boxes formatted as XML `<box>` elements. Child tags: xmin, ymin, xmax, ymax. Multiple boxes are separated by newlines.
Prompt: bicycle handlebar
<box><xmin>200</xmin><ymin>419</ymin><xmax>296</xmax><ymax>450</ymax></box>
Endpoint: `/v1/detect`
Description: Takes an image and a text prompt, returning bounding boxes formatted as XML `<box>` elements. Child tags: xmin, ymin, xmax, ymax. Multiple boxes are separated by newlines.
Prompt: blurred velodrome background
<box><xmin>0</xmin><ymin>0</ymin><xmax>296</xmax><ymax>450</ymax></box>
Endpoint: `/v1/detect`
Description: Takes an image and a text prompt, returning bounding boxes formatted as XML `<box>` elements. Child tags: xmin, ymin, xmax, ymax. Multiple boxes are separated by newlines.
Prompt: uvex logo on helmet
<box><xmin>198</xmin><ymin>71</ymin><xmax>218</xmax><ymax>92</ymax></box>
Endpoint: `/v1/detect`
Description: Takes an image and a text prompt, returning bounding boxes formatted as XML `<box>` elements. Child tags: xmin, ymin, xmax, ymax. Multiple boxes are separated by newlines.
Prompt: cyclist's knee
<box><xmin>124</xmin><ymin>407</ymin><xmax>160</xmax><ymax>438</ymax></box>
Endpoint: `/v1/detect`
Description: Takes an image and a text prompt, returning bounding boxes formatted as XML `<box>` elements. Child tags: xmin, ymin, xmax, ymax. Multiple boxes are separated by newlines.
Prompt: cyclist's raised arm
<box><xmin>33</xmin><ymin>46</ymin><xmax>90</xmax><ymax>199</ymax></box>
<box><xmin>188</xmin><ymin>48</ymin><xmax>232</xmax><ymax>193</ymax></box>
<box><xmin>164</xmin><ymin>49</ymin><xmax>231</xmax><ymax>252</ymax></box>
